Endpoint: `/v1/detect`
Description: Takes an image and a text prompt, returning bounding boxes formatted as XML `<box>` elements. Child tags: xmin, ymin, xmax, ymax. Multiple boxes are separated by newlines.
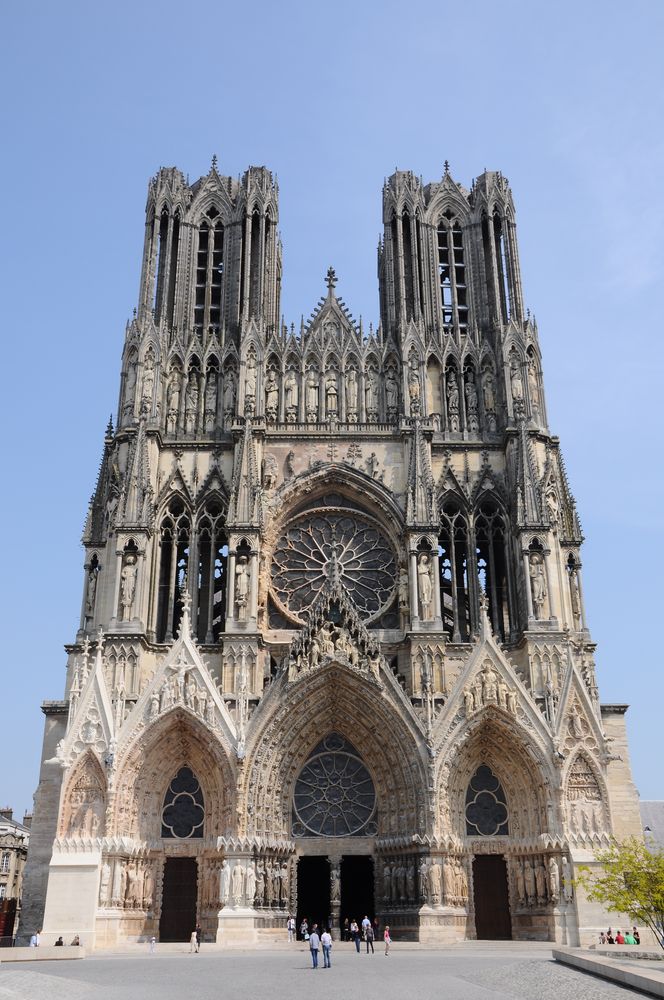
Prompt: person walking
<box><xmin>350</xmin><ymin>918</ymin><xmax>360</xmax><ymax>952</ymax></box>
<box><xmin>300</xmin><ymin>917</ymin><xmax>309</xmax><ymax>941</ymax></box>
<box><xmin>29</xmin><ymin>931</ymin><xmax>41</xmax><ymax>948</ymax></box>
<box><xmin>309</xmin><ymin>924</ymin><xmax>320</xmax><ymax>968</ymax></box>
<box><xmin>287</xmin><ymin>914</ymin><xmax>296</xmax><ymax>942</ymax></box>
<box><xmin>361</xmin><ymin>914</ymin><xmax>371</xmax><ymax>938</ymax></box>
<box><xmin>149</xmin><ymin>936</ymin><xmax>156</xmax><ymax>953</ymax></box>
<box><xmin>195</xmin><ymin>924</ymin><xmax>202</xmax><ymax>951</ymax></box>
<box><xmin>189</xmin><ymin>929</ymin><xmax>198</xmax><ymax>953</ymax></box>
<box><xmin>384</xmin><ymin>925</ymin><xmax>391</xmax><ymax>955</ymax></box>
<box><xmin>365</xmin><ymin>923</ymin><xmax>375</xmax><ymax>954</ymax></box>
<box><xmin>321</xmin><ymin>927</ymin><xmax>332</xmax><ymax>968</ymax></box>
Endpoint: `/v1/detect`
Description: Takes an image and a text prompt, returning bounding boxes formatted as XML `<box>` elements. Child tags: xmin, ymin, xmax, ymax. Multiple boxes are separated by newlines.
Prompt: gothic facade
<box><xmin>22</xmin><ymin>160</ymin><xmax>642</xmax><ymax>947</ymax></box>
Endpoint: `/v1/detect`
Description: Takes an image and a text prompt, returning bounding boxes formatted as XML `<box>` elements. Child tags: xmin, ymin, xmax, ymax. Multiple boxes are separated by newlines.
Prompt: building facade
<box><xmin>21</xmin><ymin>161</ymin><xmax>642</xmax><ymax>948</ymax></box>
<box><xmin>0</xmin><ymin>808</ymin><xmax>31</xmax><ymax>941</ymax></box>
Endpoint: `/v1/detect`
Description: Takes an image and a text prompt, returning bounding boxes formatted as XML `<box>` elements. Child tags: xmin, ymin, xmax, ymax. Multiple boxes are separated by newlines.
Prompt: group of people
<box><xmin>189</xmin><ymin>924</ymin><xmax>203</xmax><ymax>952</ymax></box>
<box><xmin>297</xmin><ymin>915</ymin><xmax>391</xmax><ymax>967</ymax></box>
<box><xmin>29</xmin><ymin>932</ymin><xmax>81</xmax><ymax>947</ymax></box>
<box><xmin>599</xmin><ymin>927</ymin><xmax>640</xmax><ymax>945</ymax></box>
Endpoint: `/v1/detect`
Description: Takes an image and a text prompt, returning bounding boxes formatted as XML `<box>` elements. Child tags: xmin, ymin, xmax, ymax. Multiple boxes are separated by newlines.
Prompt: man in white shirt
<box><xmin>309</xmin><ymin>924</ymin><xmax>320</xmax><ymax>968</ymax></box>
<box><xmin>321</xmin><ymin>928</ymin><xmax>332</xmax><ymax>968</ymax></box>
<box><xmin>287</xmin><ymin>914</ymin><xmax>296</xmax><ymax>942</ymax></box>
<box><xmin>361</xmin><ymin>915</ymin><xmax>371</xmax><ymax>937</ymax></box>
<box><xmin>29</xmin><ymin>931</ymin><xmax>40</xmax><ymax>948</ymax></box>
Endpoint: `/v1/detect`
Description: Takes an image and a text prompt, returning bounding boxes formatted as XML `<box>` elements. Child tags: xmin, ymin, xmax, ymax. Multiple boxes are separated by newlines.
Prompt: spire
<box><xmin>177</xmin><ymin>572</ymin><xmax>194</xmax><ymax>640</ymax></box>
<box><xmin>116</xmin><ymin>417</ymin><xmax>153</xmax><ymax>529</ymax></box>
<box><xmin>228</xmin><ymin>419</ymin><xmax>262</xmax><ymax>526</ymax></box>
<box><xmin>405</xmin><ymin>420</ymin><xmax>436</xmax><ymax>526</ymax></box>
<box><xmin>83</xmin><ymin>420</ymin><xmax>117</xmax><ymax>545</ymax></box>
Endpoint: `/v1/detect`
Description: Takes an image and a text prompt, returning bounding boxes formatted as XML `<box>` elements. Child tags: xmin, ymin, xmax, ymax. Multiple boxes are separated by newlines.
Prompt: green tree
<box><xmin>577</xmin><ymin>838</ymin><xmax>664</xmax><ymax>949</ymax></box>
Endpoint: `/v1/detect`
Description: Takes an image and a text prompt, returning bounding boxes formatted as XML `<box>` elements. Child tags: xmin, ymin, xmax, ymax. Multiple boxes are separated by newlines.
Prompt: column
<box><xmin>112</xmin><ymin>549</ymin><xmax>123</xmax><ymax>625</ymax></box>
<box><xmin>543</xmin><ymin>548</ymin><xmax>559</xmax><ymax>622</ymax></box>
<box><xmin>249</xmin><ymin>549</ymin><xmax>259</xmax><ymax>624</ymax></box>
<box><xmin>431</xmin><ymin>548</ymin><xmax>443</xmax><ymax>625</ymax></box>
<box><xmin>329</xmin><ymin>855</ymin><xmax>340</xmax><ymax>940</ymax></box>
<box><xmin>226</xmin><ymin>550</ymin><xmax>237</xmax><ymax>628</ymax></box>
<box><xmin>409</xmin><ymin>548</ymin><xmax>420</xmax><ymax>624</ymax></box>
<box><xmin>575</xmin><ymin>562</ymin><xmax>589</xmax><ymax>631</ymax></box>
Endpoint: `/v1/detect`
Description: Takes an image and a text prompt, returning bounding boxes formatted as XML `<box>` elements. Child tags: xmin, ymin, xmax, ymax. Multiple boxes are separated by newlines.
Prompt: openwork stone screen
<box><xmin>161</xmin><ymin>767</ymin><xmax>205</xmax><ymax>839</ymax></box>
<box><xmin>271</xmin><ymin>507</ymin><xmax>397</xmax><ymax>625</ymax></box>
<box><xmin>465</xmin><ymin>764</ymin><xmax>509</xmax><ymax>836</ymax></box>
<box><xmin>292</xmin><ymin>733</ymin><xmax>377</xmax><ymax>837</ymax></box>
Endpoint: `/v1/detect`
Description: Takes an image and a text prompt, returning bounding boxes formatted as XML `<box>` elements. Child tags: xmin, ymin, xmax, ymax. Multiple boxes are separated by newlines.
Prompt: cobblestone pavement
<box><xmin>0</xmin><ymin>945</ymin><xmax>648</xmax><ymax>1000</ymax></box>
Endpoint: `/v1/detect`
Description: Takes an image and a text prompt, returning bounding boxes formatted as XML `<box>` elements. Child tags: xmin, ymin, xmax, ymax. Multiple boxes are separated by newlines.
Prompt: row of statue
<box><xmin>512</xmin><ymin>854</ymin><xmax>573</xmax><ymax>907</ymax></box>
<box><xmin>123</xmin><ymin>353</ymin><xmax>237</xmax><ymax>432</ymax></box>
<box><xmin>219</xmin><ymin>857</ymin><xmax>291</xmax><ymax>909</ymax></box>
<box><xmin>566</xmin><ymin>799</ymin><xmax>604</xmax><ymax>837</ymax></box>
<box><xmin>463</xmin><ymin>665</ymin><xmax>519</xmax><ymax>716</ymax></box>
<box><xmin>288</xmin><ymin>620</ymin><xmax>382</xmax><ymax>681</ymax></box>
<box><xmin>99</xmin><ymin>857</ymin><xmax>155</xmax><ymax>910</ymax></box>
<box><xmin>147</xmin><ymin>664</ymin><xmax>217</xmax><ymax>727</ymax></box>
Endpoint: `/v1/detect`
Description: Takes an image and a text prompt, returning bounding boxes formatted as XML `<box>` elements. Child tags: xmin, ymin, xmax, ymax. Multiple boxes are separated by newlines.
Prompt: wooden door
<box><xmin>472</xmin><ymin>854</ymin><xmax>512</xmax><ymax>940</ymax></box>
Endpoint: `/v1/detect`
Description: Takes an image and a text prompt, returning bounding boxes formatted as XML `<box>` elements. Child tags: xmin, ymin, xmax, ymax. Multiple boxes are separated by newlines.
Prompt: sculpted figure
<box><xmin>406</xmin><ymin>864</ymin><xmax>415</xmax><ymax>901</ymax></box>
<box><xmin>231</xmin><ymin>861</ymin><xmax>244</xmax><ymax>904</ymax></box>
<box><xmin>524</xmin><ymin>860</ymin><xmax>536</xmax><ymax>905</ymax></box>
<box><xmin>235</xmin><ymin>556</ymin><xmax>250</xmax><ymax>621</ymax></box>
<box><xmin>245</xmin><ymin>355</ymin><xmax>257</xmax><ymax>414</ymax></box>
<box><xmin>123</xmin><ymin>355</ymin><xmax>138</xmax><ymax>420</ymax></box>
<box><xmin>482</xmin><ymin>368</ymin><xmax>496</xmax><ymax>413</ymax></box>
<box><xmin>204</xmin><ymin>370</ymin><xmax>218</xmax><ymax>431</ymax></box>
<box><xmin>429</xmin><ymin>860</ymin><xmax>442</xmax><ymax>902</ymax></box>
<box><xmin>528</xmin><ymin>356</ymin><xmax>540</xmax><ymax>417</ymax></box>
<box><xmin>346</xmin><ymin>368</ymin><xmax>358</xmax><ymax>419</ymax></box>
<box><xmin>255</xmin><ymin>863</ymin><xmax>265</xmax><ymax>906</ymax></box>
<box><xmin>418</xmin><ymin>554</ymin><xmax>433</xmax><ymax>620</ymax></box>
<box><xmin>547</xmin><ymin>856</ymin><xmax>560</xmax><ymax>902</ymax></box>
<box><xmin>85</xmin><ymin>563</ymin><xmax>99</xmax><ymax>616</ymax></box>
<box><xmin>279</xmin><ymin>862</ymin><xmax>290</xmax><ymax>904</ymax></box>
<box><xmin>265</xmin><ymin>370</ymin><xmax>279</xmax><ymax>420</ymax></box>
<box><xmin>383</xmin><ymin>862</ymin><xmax>392</xmax><ymax>902</ymax></box>
<box><xmin>245</xmin><ymin>862</ymin><xmax>256</xmax><ymax>905</ymax></box>
<box><xmin>529</xmin><ymin>553</ymin><xmax>547</xmax><ymax>618</ymax></box>
<box><xmin>220</xmin><ymin>859</ymin><xmax>231</xmax><ymax>904</ymax></box>
<box><xmin>284</xmin><ymin>369</ymin><xmax>298</xmax><ymax>417</ymax></box>
<box><xmin>262</xmin><ymin>453</ymin><xmax>278</xmax><ymax>490</ymax></box>
<box><xmin>166</xmin><ymin>366</ymin><xmax>182</xmax><ymax>432</ymax></box>
<box><xmin>185</xmin><ymin>369</ymin><xmax>199</xmax><ymax>433</ymax></box>
<box><xmin>325</xmin><ymin>372</ymin><xmax>338</xmax><ymax>415</ymax></box>
<box><xmin>141</xmin><ymin>353</ymin><xmax>155</xmax><ymax>411</ymax></box>
<box><xmin>515</xmin><ymin>863</ymin><xmax>526</xmax><ymax>905</ymax></box>
<box><xmin>465</xmin><ymin>372</ymin><xmax>479</xmax><ymax>431</ymax></box>
<box><xmin>447</xmin><ymin>371</ymin><xmax>460</xmax><ymax>431</ymax></box>
<box><xmin>330</xmin><ymin>865</ymin><xmax>341</xmax><ymax>903</ymax></box>
<box><xmin>535</xmin><ymin>861</ymin><xmax>546</xmax><ymax>902</ymax></box>
<box><xmin>464</xmin><ymin>688</ymin><xmax>475</xmax><ymax>715</ymax></box>
<box><xmin>149</xmin><ymin>689</ymin><xmax>160</xmax><ymax>719</ymax></box>
<box><xmin>511</xmin><ymin>359</ymin><xmax>524</xmax><ymax>411</ymax></box>
<box><xmin>398</xmin><ymin>566</ymin><xmax>409</xmax><ymax>610</ymax></box>
<box><xmin>385</xmin><ymin>368</ymin><xmax>399</xmax><ymax>415</ymax></box>
<box><xmin>419</xmin><ymin>859</ymin><xmax>430</xmax><ymax>902</ymax></box>
<box><xmin>506</xmin><ymin>689</ymin><xmax>518</xmax><ymax>714</ymax></box>
<box><xmin>561</xmin><ymin>855</ymin><xmax>573</xmax><ymax>901</ymax></box>
<box><xmin>497</xmin><ymin>676</ymin><xmax>508</xmax><ymax>709</ymax></box>
<box><xmin>284</xmin><ymin>450</ymin><xmax>296</xmax><ymax>480</ymax></box>
<box><xmin>408</xmin><ymin>357</ymin><xmax>421</xmax><ymax>413</ymax></box>
<box><xmin>99</xmin><ymin>861</ymin><xmax>111</xmax><ymax>905</ymax></box>
<box><xmin>119</xmin><ymin>555</ymin><xmax>138</xmax><ymax>621</ymax></box>
<box><xmin>223</xmin><ymin>370</ymin><xmax>236</xmax><ymax>423</ymax></box>
<box><xmin>365</xmin><ymin>371</ymin><xmax>379</xmax><ymax>418</ymax></box>
<box><xmin>306</xmin><ymin>369</ymin><xmax>319</xmax><ymax>420</ymax></box>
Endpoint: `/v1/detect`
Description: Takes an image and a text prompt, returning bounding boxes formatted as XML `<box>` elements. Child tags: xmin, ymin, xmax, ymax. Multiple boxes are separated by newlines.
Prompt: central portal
<box><xmin>159</xmin><ymin>857</ymin><xmax>197</xmax><ymax>942</ymax></box>
<box><xmin>340</xmin><ymin>855</ymin><xmax>374</xmax><ymax>933</ymax></box>
<box><xmin>472</xmin><ymin>855</ymin><xmax>512</xmax><ymax>940</ymax></box>
<box><xmin>296</xmin><ymin>856</ymin><xmax>330</xmax><ymax>935</ymax></box>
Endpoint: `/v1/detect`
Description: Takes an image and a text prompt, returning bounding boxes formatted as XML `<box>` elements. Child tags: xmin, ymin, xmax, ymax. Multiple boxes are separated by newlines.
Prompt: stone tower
<box><xmin>21</xmin><ymin>160</ymin><xmax>642</xmax><ymax>948</ymax></box>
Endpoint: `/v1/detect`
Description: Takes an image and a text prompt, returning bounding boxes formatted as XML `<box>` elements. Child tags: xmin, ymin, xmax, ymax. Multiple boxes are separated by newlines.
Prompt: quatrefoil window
<box><xmin>465</xmin><ymin>764</ymin><xmax>509</xmax><ymax>836</ymax></box>
<box><xmin>271</xmin><ymin>509</ymin><xmax>397</xmax><ymax>624</ymax></box>
<box><xmin>161</xmin><ymin>767</ymin><xmax>205</xmax><ymax>839</ymax></box>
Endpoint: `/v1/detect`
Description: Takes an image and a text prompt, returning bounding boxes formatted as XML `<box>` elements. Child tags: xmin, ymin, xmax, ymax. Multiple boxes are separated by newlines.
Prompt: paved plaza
<box><xmin>0</xmin><ymin>944</ymin><xmax>650</xmax><ymax>1000</ymax></box>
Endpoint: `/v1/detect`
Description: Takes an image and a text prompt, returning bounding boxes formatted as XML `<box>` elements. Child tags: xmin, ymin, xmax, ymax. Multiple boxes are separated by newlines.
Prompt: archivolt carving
<box><xmin>60</xmin><ymin>752</ymin><xmax>106</xmax><ymax>839</ymax></box>
<box><xmin>108</xmin><ymin>710</ymin><xmax>235</xmax><ymax>842</ymax></box>
<box><xmin>241</xmin><ymin>668</ymin><xmax>426</xmax><ymax>841</ymax></box>
<box><xmin>564</xmin><ymin>752</ymin><xmax>608</xmax><ymax>839</ymax></box>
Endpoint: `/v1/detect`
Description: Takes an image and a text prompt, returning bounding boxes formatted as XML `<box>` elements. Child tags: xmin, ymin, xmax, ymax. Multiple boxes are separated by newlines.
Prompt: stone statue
<box><xmin>85</xmin><ymin>563</ymin><xmax>99</xmax><ymax>616</ymax></box>
<box><xmin>547</xmin><ymin>856</ymin><xmax>560</xmax><ymax>902</ymax></box>
<box><xmin>220</xmin><ymin>859</ymin><xmax>231</xmax><ymax>904</ymax></box>
<box><xmin>383</xmin><ymin>862</ymin><xmax>392</xmax><ymax>902</ymax></box>
<box><xmin>330</xmin><ymin>864</ymin><xmax>340</xmax><ymax>902</ymax></box>
<box><xmin>528</xmin><ymin>356</ymin><xmax>540</xmax><ymax>418</ymax></box>
<box><xmin>506</xmin><ymin>689</ymin><xmax>518</xmax><ymax>714</ymax></box>
<box><xmin>99</xmin><ymin>860</ymin><xmax>111</xmax><ymax>904</ymax></box>
<box><xmin>569</xmin><ymin>567</ymin><xmax>581</xmax><ymax>625</ymax></box>
<box><xmin>429</xmin><ymin>860</ymin><xmax>442</xmax><ymax>902</ymax></box>
<box><xmin>284</xmin><ymin>369</ymin><xmax>298</xmax><ymax>418</ymax></box>
<box><xmin>510</xmin><ymin>359</ymin><xmax>524</xmax><ymax>412</ymax></box>
<box><xmin>245</xmin><ymin>862</ymin><xmax>256</xmax><ymax>905</ymax></box>
<box><xmin>529</xmin><ymin>553</ymin><xmax>547</xmax><ymax>618</ymax></box>
<box><xmin>406</xmin><ymin>864</ymin><xmax>415</xmax><ymax>900</ymax></box>
<box><xmin>366</xmin><ymin>452</ymin><xmax>380</xmax><ymax>478</ymax></box>
<box><xmin>524</xmin><ymin>859</ymin><xmax>536</xmax><ymax>905</ymax></box>
<box><xmin>346</xmin><ymin>368</ymin><xmax>358</xmax><ymax>419</ymax></box>
<box><xmin>245</xmin><ymin>356</ymin><xmax>257</xmax><ymax>415</ymax></box>
<box><xmin>447</xmin><ymin>372</ymin><xmax>460</xmax><ymax>431</ymax></box>
<box><xmin>149</xmin><ymin>689</ymin><xmax>160</xmax><ymax>719</ymax></box>
<box><xmin>515</xmin><ymin>863</ymin><xmax>526</xmax><ymax>905</ymax></box>
<box><xmin>464</xmin><ymin>688</ymin><xmax>475</xmax><ymax>715</ymax></box>
<box><xmin>385</xmin><ymin>368</ymin><xmax>399</xmax><ymax>416</ymax></box>
<box><xmin>465</xmin><ymin>373</ymin><xmax>479</xmax><ymax>431</ymax></box>
<box><xmin>398</xmin><ymin>566</ymin><xmax>409</xmax><ymax>610</ymax></box>
<box><xmin>284</xmin><ymin>450</ymin><xmax>296</xmax><ymax>480</ymax></box>
<box><xmin>365</xmin><ymin>372</ymin><xmax>379</xmax><ymax>419</ymax></box>
<box><xmin>262</xmin><ymin>453</ymin><xmax>278</xmax><ymax>490</ymax></box>
<box><xmin>235</xmin><ymin>556</ymin><xmax>250</xmax><ymax>621</ymax></box>
<box><xmin>166</xmin><ymin>366</ymin><xmax>182</xmax><ymax>432</ymax></box>
<box><xmin>418</xmin><ymin>554</ymin><xmax>433</xmax><ymax>620</ymax></box>
<box><xmin>119</xmin><ymin>555</ymin><xmax>138</xmax><ymax>621</ymax></box>
<box><xmin>408</xmin><ymin>361</ymin><xmax>421</xmax><ymax>413</ymax></box>
<box><xmin>279</xmin><ymin>862</ymin><xmax>289</xmax><ymax>904</ymax></box>
<box><xmin>265</xmin><ymin>370</ymin><xmax>279</xmax><ymax>420</ymax></box>
<box><xmin>305</xmin><ymin>369</ymin><xmax>319</xmax><ymax>420</ymax></box>
<box><xmin>223</xmin><ymin>369</ymin><xmax>236</xmax><ymax>423</ymax></box>
<box><xmin>482</xmin><ymin>368</ymin><xmax>496</xmax><ymax>413</ymax></box>
<box><xmin>141</xmin><ymin>353</ymin><xmax>155</xmax><ymax>411</ymax></box>
<box><xmin>204</xmin><ymin>370</ymin><xmax>218</xmax><ymax>431</ymax></box>
<box><xmin>419</xmin><ymin>859</ymin><xmax>430</xmax><ymax>902</ymax></box>
<box><xmin>185</xmin><ymin>370</ymin><xmax>199</xmax><ymax>433</ymax></box>
<box><xmin>231</xmin><ymin>861</ymin><xmax>244</xmax><ymax>904</ymax></box>
<box><xmin>535</xmin><ymin>860</ymin><xmax>546</xmax><ymax>902</ymax></box>
<box><xmin>561</xmin><ymin>855</ymin><xmax>573</xmax><ymax>901</ymax></box>
<box><xmin>325</xmin><ymin>372</ymin><xmax>338</xmax><ymax>416</ymax></box>
<box><xmin>255</xmin><ymin>863</ymin><xmax>265</xmax><ymax>906</ymax></box>
<box><xmin>123</xmin><ymin>355</ymin><xmax>138</xmax><ymax>420</ymax></box>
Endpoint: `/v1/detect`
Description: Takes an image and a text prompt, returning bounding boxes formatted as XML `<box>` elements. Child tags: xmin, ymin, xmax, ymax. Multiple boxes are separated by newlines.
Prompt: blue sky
<box><xmin>2</xmin><ymin>0</ymin><xmax>663</xmax><ymax>814</ymax></box>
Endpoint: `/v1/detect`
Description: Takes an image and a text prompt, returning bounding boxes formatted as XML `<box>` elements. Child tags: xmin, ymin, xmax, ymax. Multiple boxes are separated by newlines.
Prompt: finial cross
<box><xmin>326</xmin><ymin>266</ymin><xmax>337</xmax><ymax>292</ymax></box>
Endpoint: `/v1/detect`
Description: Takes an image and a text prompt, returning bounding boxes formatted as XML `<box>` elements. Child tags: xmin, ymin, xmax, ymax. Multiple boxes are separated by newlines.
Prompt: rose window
<box><xmin>465</xmin><ymin>764</ymin><xmax>509</xmax><ymax>836</ymax></box>
<box><xmin>292</xmin><ymin>734</ymin><xmax>377</xmax><ymax>837</ymax></box>
<box><xmin>271</xmin><ymin>509</ymin><xmax>397</xmax><ymax>624</ymax></box>
<box><xmin>161</xmin><ymin>767</ymin><xmax>205</xmax><ymax>839</ymax></box>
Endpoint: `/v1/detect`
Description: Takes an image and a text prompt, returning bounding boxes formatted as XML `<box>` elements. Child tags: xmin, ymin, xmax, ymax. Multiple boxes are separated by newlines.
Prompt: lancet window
<box><xmin>195</xmin><ymin>500</ymin><xmax>228</xmax><ymax>643</ymax></box>
<box><xmin>156</xmin><ymin>498</ymin><xmax>190</xmax><ymax>642</ymax></box>
<box><xmin>437</xmin><ymin>213</ymin><xmax>468</xmax><ymax>331</ymax></box>
<box><xmin>154</xmin><ymin>207</ymin><xmax>180</xmax><ymax>328</ymax></box>
<box><xmin>475</xmin><ymin>502</ymin><xmax>512</xmax><ymax>641</ymax></box>
<box><xmin>439</xmin><ymin>502</ymin><xmax>472</xmax><ymax>642</ymax></box>
<box><xmin>193</xmin><ymin>208</ymin><xmax>224</xmax><ymax>334</ymax></box>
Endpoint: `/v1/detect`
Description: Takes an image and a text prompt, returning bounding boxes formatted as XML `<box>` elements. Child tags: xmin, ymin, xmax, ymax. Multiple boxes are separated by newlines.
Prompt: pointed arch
<box><xmin>59</xmin><ymin>751</ymin><xmax>106</xmax><ymax>839</ymax></box>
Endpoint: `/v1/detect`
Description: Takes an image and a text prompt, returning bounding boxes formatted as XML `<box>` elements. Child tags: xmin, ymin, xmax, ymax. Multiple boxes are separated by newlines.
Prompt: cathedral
<box><xmin>21</xmin><ymin>159</ymin><xmax>642</xmax><ymax>948</ymax></box>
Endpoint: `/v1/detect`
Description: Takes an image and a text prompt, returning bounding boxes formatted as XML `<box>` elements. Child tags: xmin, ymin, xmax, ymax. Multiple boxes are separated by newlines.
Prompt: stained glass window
<box><xmin>161</xmin><ymin>767</ymin><xmax>205</xmax><ymax>839</ymax></box>
<box><xmin>292</xmin><ymin>733</ymin><xmax>377</xmax><ymax>838</ymax></box>
<box><xmin>465</xmin><ymin>764</ymin><xmax>509</xmax><ymax>836</ymax></box>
